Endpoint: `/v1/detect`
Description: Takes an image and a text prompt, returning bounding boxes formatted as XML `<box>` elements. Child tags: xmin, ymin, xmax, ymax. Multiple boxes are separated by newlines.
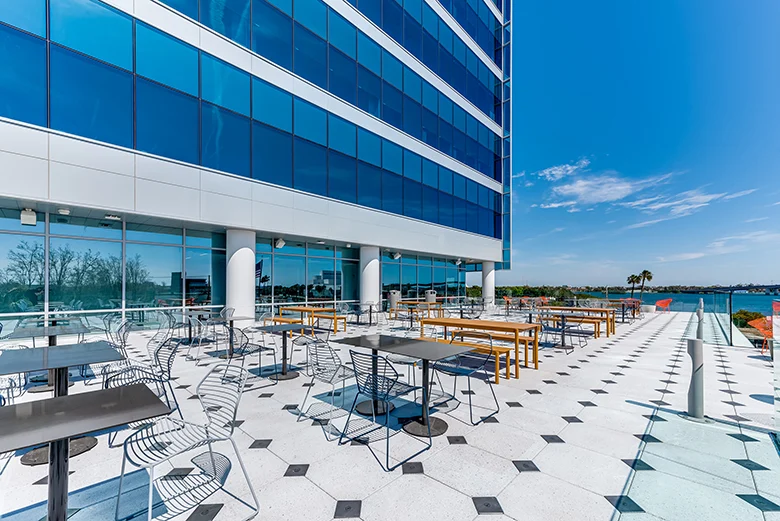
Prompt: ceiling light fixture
<box><xmin>275</xmin><ymin>238</ymin><xmax>286</xmax><ymax>249</ymax></box>
<box><xmin>20</xmin><ymin>208</ymin><xmax>36</xmax><ymax>226</ymax></box>
<box><xmin>315</xmin><ymin>240</ymin><xmax>326</xmax><ymax>245</ymax></box>
<box><xmin>104</xmin><ymin>214</ymin><xmax>122</xmax><ymax>221</ymax></box>
<box><xmin>57</xmin><ymin>208</ymin><xmax>71</xmax><ymax>216</ymax></box>
<box><xmin>392</xmin><ymin>252</ymin><xmax>401</xmax><ymax>260</ymax></box>
<box><xmin>455</xmin><ymin>259</ymin><xmax>462</xmax><ymax>266</ymax></box>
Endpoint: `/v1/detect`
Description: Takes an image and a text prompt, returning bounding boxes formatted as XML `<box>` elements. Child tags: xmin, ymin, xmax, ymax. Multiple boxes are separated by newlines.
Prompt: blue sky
<box><xmin>497</xmin><ymin>0</ymin><xmax>780</xmax><ymax>287</ymax></box>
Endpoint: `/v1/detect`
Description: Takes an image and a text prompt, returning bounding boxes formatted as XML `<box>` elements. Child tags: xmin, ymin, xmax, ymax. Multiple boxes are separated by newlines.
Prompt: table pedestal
<box><xmin>269</xmin><ymin>332</ymin><xmax>299</xmax><ymax>380</ymax></box>
<box><xmin>401</xmin><ymin>359</ymin><xmax>448</xmax><ymax>437</ymax></box>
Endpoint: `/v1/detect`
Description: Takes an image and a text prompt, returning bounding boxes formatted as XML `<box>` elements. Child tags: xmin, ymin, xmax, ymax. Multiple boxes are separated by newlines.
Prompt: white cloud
<box><xmin>524</xmin><ymin>181</ymin><xmax>534</xmax><ymax>187</ymax></box>
<box><xmin>773</xmin><ymin>201</ymin><xmax>780</xmax><ymax>206</ymax></box>
<box><xmin>657</xmin><ymin>230</ymin><xmax>780</xmax><ymax>262</ymax></box>
<box><xmin>722</xmin><ymin>189</ymin><xmax>756</xmax><ymax>200</ymax></box>
<box><xmin>657</xmin><ymin>252</ymin><xmax>707</xmax><ymax>262</ymax></box>
<box><xmin>539</xmin><ymin>201</ymin><xmax>577</xmax><ymax>209</ymax></box>
<box><xmin>567</xmin><ymin>207</ymin><xmax>581</xmax><ymax>213</ymax></box>
<box><xmin>512</xmin><ymin>171</ymin><xmax>526</xmax><ymax>179</ymax></box>
<box><xmin>620</xmin><ymin>189</ymin><xmax>728</xmax><ymax>229</ymax></box>
<box><xmin>745</xmin><ymin>217</ymin><xmax>768</xmax><ymax>223</ymax></box>
<box><xmin>533</xmin><ymin>158</ymin><xmax>590</xmax><ymax>181</ymax></box>
<box><xmin>553</xmin><ymin>173</ymin><xmax>671</xmax><ymax>205</ymax></box>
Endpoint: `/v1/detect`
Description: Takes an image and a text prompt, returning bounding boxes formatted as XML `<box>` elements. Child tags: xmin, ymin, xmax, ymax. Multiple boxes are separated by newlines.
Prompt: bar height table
<box><xmin>209</xmin><ymin>316</ymin><xmax>255</xmax><ymax>358</ymax></box>
<box><xmin>252</xmin><ymin>324</ymin><xmax>317</xmax><ymax>380</ymax></box>
<box><xmin>0</xmin><ymin>384</ymin><xmax>170</xmax><ymax>521</ymax></box>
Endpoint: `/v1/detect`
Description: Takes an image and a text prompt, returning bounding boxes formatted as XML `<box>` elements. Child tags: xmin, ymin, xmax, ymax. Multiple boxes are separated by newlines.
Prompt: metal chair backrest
<box><xmin>449</xmin><ymin>333</ymin><xmax>493</xmax><ymax>369</ymax></box>
<box><xmin>198</xmin><ymin>364</ymin><xmax>248</xmax><ymax>439</ymax></box>
<box><xmin>115</xmin><ymin>320</ymin><xmax>134</xmax><ymax>350</ymax></box>
<box><xmin>220</xmin><ymin>307</ymin><xmax>235</xmax><ymax>319</ymax></box>
<box><xmin>349</xmin><ymin>350</ymin><xmax>399</xmax><ymax>399</ymax></box>
<box><xmin>306</xmin><ymin>338</ymin><xmax>342</xmax><ymax>377</ymax></box>
<box><xmin>228</xmin><ymin>326</ymin><xmax>251</xmax><ymax>354</ymax></box>
<box><xmin>153</xmin><ymin>338</ymin><xmax>181</xmax><ymax>381</ymax></box>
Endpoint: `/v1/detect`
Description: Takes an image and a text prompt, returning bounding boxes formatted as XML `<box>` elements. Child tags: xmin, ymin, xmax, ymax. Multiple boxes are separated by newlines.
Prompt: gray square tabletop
<box><xmin>0</xmin><ymin>341</ymin><xmax>122</xmax><ymax>377</ymax></box>
<box><xmin>209</xmin><ymin>316</ymin><xmax>256</xmax><ymax>323</ymax></box>
<box><xmin>0</xmin><ymin>384</ymin><xmax>170</xmax><ymax>454</ymax></box>
<box><xmin>5</xmin><ymin>323</ymin><xmax>91</xmax><ymax>339</ymax></box>
<box><xmin>338</xmin><ymin>335</ymin><xmax>471</xmax><ymax>361</ymax></box>
<box><xmin>252</xmin><ymin>324</ymin><xmax>317</xmax><ymax>334</ymax></box>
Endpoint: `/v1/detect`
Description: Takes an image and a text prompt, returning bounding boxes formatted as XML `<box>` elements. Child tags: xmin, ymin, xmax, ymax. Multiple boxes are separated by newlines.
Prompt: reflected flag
<box><xmin>255</xmin><ymin>259</ymin><xmax>264</xmax><ymax>279</ymax></box>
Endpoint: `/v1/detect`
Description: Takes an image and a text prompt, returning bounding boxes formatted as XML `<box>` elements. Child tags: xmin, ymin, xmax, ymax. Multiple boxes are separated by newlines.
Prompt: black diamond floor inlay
<box><xmin>541</xmin><ymin>434</ymin><xmax>564</xmax><ymax>443</ymax></box>
<box><xmin>635</xmin><ymin>434</ymin><xmax>662</xmax><ymax>443</ymax></box>
<box><xmin>461</xmin><ymin>390</ymin><xmax>475</xmax><ymax>395</ymax></box>
<box><xmin>728</xmin><ymin>433</ymin><xmax>759</xmax><ymax>442</ymax></box>
<box><xmin>578</xmin><ymin>401</ymin><xmax>597</xmax><ymax>407</ymax></box>
<box><xmin>481</xmin><ymin>416</ymin><xmax>499</xmax><ymax>423</ymax></box>
<box><xmin>282</xmin><ymin>404</ymin><xmax>299</xmax><ymax>410</ymax></box>
<box><xmin>506</xmin><ymin>401</ymin><xmax>523</xmax><ymax>408</ymax></box>
<box><xmin>543</xmin><ymin>380</ymin><xmax>557</xmax><ymax>385</ymax></box>
<box><xmin>334</xmin><ymin>500</ymin><xmax>362</xmax><ymax>519</ymax></box>
<box><xmin>284</xmin><ymin>464</ymin><xmax>309</xmax><ymax>477</ymax></box>
<box><xmin>164</xmin><ymin>467</ymin><xmax>195</xmax><ymax>479</ymax></box>
<box><xmin>34</xmin><ymin>471</ymin><xmax>75</xmax><ymax>484</ymax></box>
<box><xmin>527</xmin><ymin>389</ymin><xmax>542</xmax><ymax>395</ymax></box>
<box><xmin>649</xmin><ymin>400</ymin><xmax>670</xmax><ymax>406</ymax></box>
<box><xmin>402</xmin><ymin>462</ymin><xmax>424</xmax><ymax>474</ymax></box>
<box><xmin>605</xmin><ymin>495</ymin><xmax>644</xmax><ymax>513</ymax></box>
<box><xmin>725</xmin><ymin>414</ymin><xmax>752</xmax><ymax>422</ymax></box>
<box><xmin>737</xmin><ymin>494</ymin><xmax>780</xmax><ymax>512</ymax></box>
<box><xmin>643</xmin><ymin>414</ymin><xmax>667</xmax><ymax>422</ymax></box>
<box><xmin>186</xmin><ymin>504</ymin><xmax>223</xmax><ymax>521</ymax></box>
<box><xmin>513</xmin><ymin>460</ymin><xmax>540</xmax><ymax>472</ymax></box>
<box><xmin>562</xmin><ymin>416</ymin><xmax>582</xmax><ymax>423</ymax></box>
<box><xmin>258</xmin><ymin>393</ymin><xmax>274</xmax><ymax>398</ymax></box>
<box><xmin>723</xmin><ymin>401</ymin><xmax>745</xmax><ymax>407</ymax></box>
<box><xmin>249</xmin><ymin>439</ymin><xmax>272</xmax><ymax>449</ymax></box>
<box><xmin>622</xmin><ymin>459</ymin><xmax>655</xmax><ymax>471</ymax></box>
<box><xmin>591</xmin><ymin>389</ymin><xmax>608</xmax><ymax>394</ymax></box>
<box><xmin>448</xmin><ymin>436</ymin><xmax>468</xmax><ymax>445</ymax></box>
<box><xmin>732</xmin><ymin>459</ymin><xmax>769</xmax><ymax>471</ymax></box>
<box><xmin>556</xmin><ymin>372</ymin><xmax>570</xmax><ymax>376</ymax></box>
<box><xmin>472</xmin><ymin>497</ymin><xmax>503</xmax><ymax>514</ymax></box>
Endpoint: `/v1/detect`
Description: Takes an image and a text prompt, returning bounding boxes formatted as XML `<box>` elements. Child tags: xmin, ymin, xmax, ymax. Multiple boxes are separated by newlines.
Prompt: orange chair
<box><xmin>748</xmin><ymin>316</ymin><xmax>773</xmax><ymax>355</ymax></box>
<box><xmin>655</xmin><ymin>298</ymin><xmax>672</xmax><ymax>312</ymax></box>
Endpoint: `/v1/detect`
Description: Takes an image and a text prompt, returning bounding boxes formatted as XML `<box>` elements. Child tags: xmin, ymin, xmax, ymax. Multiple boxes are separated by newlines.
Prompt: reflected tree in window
<box><xmin>48</xmin><ymin>240</ymin><xmax>122</xmax><ymax>310</ymax></box>
<box><xmin>0</xmin><ymin>238</ymin><xmax>45</xmax><ymax>312</ymax></box>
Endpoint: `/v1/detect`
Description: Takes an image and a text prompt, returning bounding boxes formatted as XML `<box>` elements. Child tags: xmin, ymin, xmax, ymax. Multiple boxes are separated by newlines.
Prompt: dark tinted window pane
<box><xmin>307</xmin><ymin>257</ymin><xmax>334</xmax><ymax>301</ymax></box>
<box><xmin>357</xmin><ymin>66</ymin><xmax>381</xmax><ymax>118</ymax></box>
<box><xmin>381</xmin><ymin>82</ymin><xmax>403</xmax><ymax>128</ymax></box>
<box><xmin>358</xmin><ymin>0</ymin><xmax>381</xmax><ymax>26</ymax></box>
<box><xmin>294</xmin><ymin>137</ymin><xmax>327</xmax><ymax>196</ymax></box>
<box><xmin>422</xmin><ymin>185</ymin><xmax>438</xmax><ymax>222</ymax></box>
<box><xmin>126</xmin><ymin>223</ymin><xmax>183</xmax><ymax>244</ymax></box>
<box><xmin>403</xmin><ymin>13</ymin><xmax>422</xmax><ymax>58</ymax></box>
<box><xmin>328</xmin><ymin>46</ymin><xmax>356</xmax><ymax>105</ymax></box>
<box><xmin>252</xmin><ymin>0</ymin><xmax>293</xmax><ymax>70</ymax></box>
<box><xmin>294</xmin><ymin>98</ymin><xmax>327</xmax><ymax>145</ymax></box>
<box><xmin>422</xmin><ymin>159</ymin><xmax>438</xmax><ymax>188</ymax></box>
<box><xmin>403</xmin><ymin>179</ymin><xmax>422</xmax><ymax>220</ymax></box>
<box><xmin>439</xmin><ymin>168</ymin><xmax>453</xmax><ymax>193</ymax></box>
<box><xmin>136</xmin><ymin>78</ymin><xmax>199</xmax><ymax>165</ymax></box>
<box><xmin>403</xmin><ymin>97</ymin><xmax>422</xmax><ymax>139</ymax></box>
<box><xmin>252</xmin><ymin>122</ymin><xmax>293</xmax><ymax>187</ymax></box>
<box><xmin>294</xmin><ymin>0</ymin><xmax>327</xmax><ymax>39</ymax></box>
<box><xmin>136</xmin><ymin>23</ymin><xmax>198</xmax><ymax>96</ymax></box>
<box><xmin>382</xmin><ymin>140</ymin><xmax>402</xmax><ymax>175</ymax></box>
<box><xmin>49</xmin><ymin>216</ymin><xmax>122</xmax><ymax>239</ymax></box>
<box><xmin>252</xmin><ymin>77</ymin><xmax>292</xmax><ymax>132</ymax></box>
<box><xmin>382</xmin><ymin>171</ymin><xmax>403</xmax><ymax>214</ymax></box>
<box><xmin>357</xmin><ymin>31</ymin><xmax>381</xmax><ymax>75</ymax></box>
<box><xmin>294</xmin><ymin>23</ymin><xmax>327</xmax><ymax>89</ymax></box>
<box><xmin>357</xmin><ymin>161</ymin><xmax>381</xmax><ymax>209</ymax></box>
<box><xmin>50</xmin><ymin>0</ymin><xmax>132</xmax><ymax>70</ymax></box>
<box><xmin>159</xmin><ymin>0</ymin><xmax>198</xmax><ymax>20</ymax></box>
<box><xmin>126</xmin><ymin>243</ymin><xmax>183</xmax><ymax>307</ymax></box>
<box><xmin>328</xmin><ymin>151</ymin><xmax>356</xmax><ymax>203</ymax></box>
<box><xmin>382</xmin><ymin>50</ymin><xmax>403</xmax><ymax>89</ymax></box>
<box><xmin>0</xmin><ymin>25</ymin><xmax>46</xmax><ymax>127</ymax></box>
<box><xmin>329</xmin><ymin>10</ymin><xmax>356</xmax><ymax>58</ymax></box>
<box><xmin>382</xmin><ymin>0</ymin><xmax>403</xmax><ymax>42</ymax></box>
<box><xmin>268</xmin><ymin>0</ymin><xmax>292</xmax><ymax>15</ymax></box>
<box><xmin>403</xmin><ymin>150</ymin><xmax>421</xmax><ymax>181</ymax></box>
<box><xmin>201</xmin><ymin>53</ymin><xmax>250</xmax><ymax>116</ymax></box>
<box><xmin>185</xmin><ymin>229</ymin><xmax>226</xmax><ymax>248</ymax></box>
<box><xmin>200</xmin><ymin>0</ymin><xmax>250</xmax><ymax>47</ymax></box>
<box><xmin>274</xmin><ymin>254</ymin><xmax>305</xmax><ymax>303</ymax></box>
<box><xmin>357</xmin><ymin>129</ymin><xmax>381</xmax><ymax>166</ymax></box>
<box><xmin>453</xmin><ymin>197</ymin><xmax>466</xmax><ymax>229</ymax></box>
<box><xmin>50</xmin><ymin>45</ymin><xmax>133</xmax><ymax>148</ymax></box>
<box><xmin>0</xmin><ymin>0</ymin><xmax>46</xmax><ymax>36</ymax></box>
<box><xmin>328</xmin><ymin>115</ymin><xmax>356</xmax><ymax>156</ymax></box>
<box><xmin>201</xmin><ymin>102</ymin><xmax>251</xmax><ymax>177</ymax></box>
<box><xmin>185</xmin><ymin>248</ymin><xmax>226</xmax><ymax>306</ymax></box>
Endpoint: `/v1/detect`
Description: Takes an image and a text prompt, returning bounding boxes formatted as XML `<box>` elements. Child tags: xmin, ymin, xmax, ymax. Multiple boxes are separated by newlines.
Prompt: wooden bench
<box><xmin>446</xmin><ymin>330</ymin><xmax>514</xmax><ymax>384</ymax></box>
<box><xmin>543</xmin><ymin>316</ymin><xmax>602</xmax><ymax>338</ymax></box>
<box><xmin>311</xmin><ymin>312</ymin><xmax>348</xmax><ymax>333</ymax></box>
<box><xmin>449</xmin><ymin>329</ymin><xmax>535</xmax><ymax>377</ymax></box>
<box><xmin>265</xmin><ymin>316</ymin><xmax>302</xmax><ymax>325</ymax></box>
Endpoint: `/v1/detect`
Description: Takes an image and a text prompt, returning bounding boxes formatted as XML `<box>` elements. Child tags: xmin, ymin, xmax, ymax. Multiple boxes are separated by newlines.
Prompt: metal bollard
<box><xmin>696</xmin><ymin>308</ymin><xmax>704</xmax><ymax>340</ymax></box>
<box><xmin>687</xmin><ymin>338</ymin><xmax>704</xmax><ymax>419</ymax></box>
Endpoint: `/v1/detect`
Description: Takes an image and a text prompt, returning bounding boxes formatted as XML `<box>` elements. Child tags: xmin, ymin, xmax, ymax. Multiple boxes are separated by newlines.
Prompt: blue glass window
<box><xmin>268</xmin><ymin>0</ymin><xmax>292</xmax><ymax>15</ymax></box>
<box><xmin>382</xmin><ymin>140</ymin><xmax>402</xmax><ymax>175</ymax></box>
<box><xmin>294</xmin><ymin>137</ymin><xmax>327</xmax><ymax>196</ymax></box>
<box><xmin>403</xmin><ymin>179</ymin><xmax>422</xmax><ymax>219</ymax></box>
<box><xmin>453</xmin><ymin>174</ymin><xmax>466</xmax><ymax>199</ymax></box>
<box><xmin>357</xmin><ymin>66</ymin><xmax>381</xmax><ymax>118</ymax></box>
<box><xmin>328</xmin><ymin>115</ymin><xmax>356</xmax><ymax>156</ymax></box>
<box><xmin>357</xmin><ymin>129</ymin><xmax>381</xmax><ymax>166</ymax></box>
<box><xmin>453</xmin><ymin>197</ymin><xmax>466</xmax><ymax>230</ymax></box>
<box><xmin>357</xmin><ymin>162</ymin><xmax>382</xmax><ymax>210</ymax></box>
<box><xmin>136</xmin><ymin>78</ymin><xmax>199</xmax><ymax>165</ymax></box>
<box><xmin>421</xmin><ymin>107</ymin><xmax>438</xmax><ymax>148</ymax></box>
<box><xmin>252</xmin><ymin>0</ymin><xmax>293</xmax><ymax>70</ymax></box>
<box><xmin>403</xmin><ymin>13</ymin><xmax>422</xmax><ymax>58</ymax></box>
<box><xmin>422</xmin><ymin>3</ymin><xmax>438</xmax><ymax>35</ymax></box>
<box><xmin>0</xmin><ymin>25</ymin><xmax>46</xmax><ymax>127</ymax></box>
<box><xmin>382</xmin><ymin>171</ymin><xmax>403</xmax><ymax>215</ymax></box>
<box><xmin>422</xmin><ymin>159</ymin><xmax>438</xmax><ymax>188</ymax></box>
<box><xmin>329</xmin><ymin>10</ymin><xmax>356</xmax><ymax>58</ymax></box>
<box><xmin>439</xmin><ymin>94</ymin><xmax>453</xmax><ymax>123</ymax></box>
<box><xmin>382</xmin><ymin>82</ymin><xmax>403</xmax><ymax>129</ymax></box>
<box><xmin>422</xmin><ymin>81</ymin><xmax>438</xmax><ymax>112</ymax></box>
<box><xmin>50</xmin><ymin>45</ymin><xmax>132</xmax><ymax>148</ymax></box>
<box><xmin>357</xmin><ymin>32</ymin><xmax>381</xmax><ymax>76</ymax></box>
<box><xmin>201</xmin><ymin>103</ymin><xmax>251</xmax><ymax>177</ymax></box>
<box><xmin>382</xmin><ymin>0</ymin><xmax>403</xmax><ymax>42</ymax></box>
<box><xmin>328</xmin><ymin>151</ymin><xmax>357</xmax><ymax>203</ymax></box>
<box><xmin>201</xmin><ymin>53</ymin><xmax>250</xmax><ymax>116</ymax></box>
<box><xmin>403</xmin><ymin>151</ymin><xmax>421</xmax><ymax>182</ymax></box>
<box><xmin>294</xmin><ymin>0</ymin><xmax>327</xmax><ymax>39</ymax></box>
<box><xmin>422</xmin><ymin>185</ymin><xmax>438</xmax><ymax>223</ymax></box>
<box><xmin>136</xmin><ymin>23</ymin><xmax>198</xmax><ymax>96</ymax></box>
<box><xmin>438</xmin><ymin>192</ymin><xmax>453</xmax><ymax>227</ymax></box>
<box><xmin>50</xmin><ymin>0</ymin><xmax>132</xmax><ymax>70</ymax></box>
<box><xmin>0</xmin><ymin>0</ymin><xmax>46</xmax><ymax>36</ymax></box>
<box><xmin>294</xmin><ymin>23</ymin><xmax>327</xmax><ymax>89</ymax></box>
<box><xmin>253</xmin><ymin>122</ymin><xmax>292</xmax><ymax>187</ymax></box>
<box><xmin>329</xmin><ymin>46</ymin><xmax>357</xmax><ymax>105</ymax></box>
<box><xmin>252</xmin><ymin>78</ymin><xmax>292</xmax><ymax>132</ymax></box>
<box><xmin>200</xmin><ymin>0</ymin><xmax>250</xmax><ymax>47</ymax></box>
<box><xmin>403</xmin><ymin>68</ymin><xmax>422</xmax><ymax>103</ymax></box>
<box><xmin>439</xmin><ymin>168</ymin><xmax>453</xmax><ymax>194</ymax></box>
<box><xmin>294</xmin><ymin>98</ymin><xmax>326</xmax><ymax>146</ymax></box>
<box><xmin>382</xmin><ymin>50</ymin><xmax>403</xmax><ymax>90</ymax></box>
<box><xmin>159</xmin><ymin>0</ymin><xmax>198</xmax><ymax>20</ymax></box>
<box><xmin>403</xmin><ymin>97</ymin><xmax>422</xmax><ymax>139</ymax></box>
<box><xmin>466</xmin><ymin>179</ymin><xmax>479</xmax><ymax>203</ymax></box>
<box><xmin>358</xmin><ymin>0</ymin><xmax>381</xmax><ymax>27</ymax></box>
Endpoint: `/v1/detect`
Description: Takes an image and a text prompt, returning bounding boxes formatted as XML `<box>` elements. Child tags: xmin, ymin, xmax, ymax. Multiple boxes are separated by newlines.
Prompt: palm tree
<box><xmin>638</xmin><ymin>270</ymin><xmax>654</xmax><ymax>302</ymax></box>
<box><xmin>627</xmin><ymin>274</ymin><xmax>641</xmax><ymax>298</ymax></box>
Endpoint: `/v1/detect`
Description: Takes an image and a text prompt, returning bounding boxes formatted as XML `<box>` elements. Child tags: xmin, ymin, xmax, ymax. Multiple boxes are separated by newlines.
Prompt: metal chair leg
<box><xmin>338</xmin><ymin>394</ymin><xmax>360</xmax><ymax>446</ymax></box>
<box><xmin>147</xmin><ymin>464</ymin><xmax>154</xmax><ymax>521</ymax></box>
<box><xmin>296</xmin><ymin>376</ymin><xmax>316</xmax><ymax>423</ymax></box>
<box><xmin>229</xmin><ymin>437</ymin><xmax>260</xmax><ymax>521</ymax></box>
<box><xmin>115</xmin><ymin>454</ymin><xmax>127</xmax><ymax>520</ymax></box>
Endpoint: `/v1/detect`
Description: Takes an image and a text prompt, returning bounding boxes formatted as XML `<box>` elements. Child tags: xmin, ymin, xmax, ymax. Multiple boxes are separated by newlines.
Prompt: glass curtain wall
<box><xmin>380</xmin><ymin>252</ymin><xmax>463</xmax><ymax>304</ymax></box>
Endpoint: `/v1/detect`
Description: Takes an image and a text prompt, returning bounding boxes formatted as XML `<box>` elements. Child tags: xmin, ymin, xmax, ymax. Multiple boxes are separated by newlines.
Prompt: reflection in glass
<box><xmin>446</xmin><ymin>267</ymin><xmax>458</xmax><ymax>297</ymax></box>
<box><xmin>402</xmin><ymin>264</ymin><xmax>417</xmax><ymax>299</ymax></box>
<box><xmin>49</xmin><ymin>216</ymin><xmax>122</xmax><ymax>240</ymax></box>
<box><xmin>48</xmin><ymin>238</ymin><xmax>122</xmax><ymax>310</ymax></box>
<box><xmin>185</xmin><ymin>248</ymin><xmax>226</xmax><ymax>306</ymax></box>
<box><xmin>185</xmin><ymin>230</ymin><xmax>226</xmax><ymax>248</ymax></box>
<box><xmin>381</xmin><ymin>263</ymin><xmax>400</xmax><ymax>300</ymax></box>
<box><xmin>418</xmin><ymin>265</ymin><xmax>432</xmax><ymax>294</ymax></box>
<box><xmin>433</xmin><ymin>267</ymin><xmax>446</xmax><ymax>297</ymax></box>
<box><xmin>0</xmin><ymin>234</ymin><xmax>45</xmax><ymax>313</ymax></box>
<box><xmin>337</xmin><ymin>260</ymin><xmax>359</xmax><ymax>301</ymax></box>
<box><xmin>307</xmin><ymin>257</ymin><xmax>335</xmax><ymax>303</ymax></box>
<box><xmin>126</xmin><ymin>223</ymin><xmax>183</xmax><ymax>245</ymax></box>
<box><xmin>0</xmin><ymin>208</ymin><xmax>44</xmax><ymax>233</ymax></box>
<box><xmin>274</xmin><ymin>255</ymin><xmax>305</xmax><ymax>303</ymax></box>
<box><xmin>255</xmin><ymin>252</ymin><xmax>272</xmax><ymax>303</ymax></box>
<box><xmin>125</xmin><ymin>244</ymin><xmax>182</xmax><ymax>307</ymax></box>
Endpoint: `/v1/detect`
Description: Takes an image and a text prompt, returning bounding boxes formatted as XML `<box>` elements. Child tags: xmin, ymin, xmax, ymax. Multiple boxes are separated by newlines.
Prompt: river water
<box><xmin>587</xmin><ymin>292</ymin><xmax>778</xmax><ymax>314</ymax></box>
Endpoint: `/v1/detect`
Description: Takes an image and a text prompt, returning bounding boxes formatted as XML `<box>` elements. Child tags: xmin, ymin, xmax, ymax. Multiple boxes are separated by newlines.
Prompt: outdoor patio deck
<box><xmin>1</xmin><ymin>310</ymin><xmax>777</xmax><ymax>521</ymax></box>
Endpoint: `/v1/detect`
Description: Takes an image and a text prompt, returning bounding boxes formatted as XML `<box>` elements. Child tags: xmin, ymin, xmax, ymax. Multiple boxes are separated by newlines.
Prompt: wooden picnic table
<box><xmin>281</xmin><ymin>306</ymin><xmax>341</xmax><ymax>332</ymax></box>
<box><xmin>540</xmin><ymin>306</ymin><xmax>616</xmax><ymax>335</ymax></box>
<box><xmin>418</xmin><ymin>317</ymin><xmax>541</xmax><ymax>377</ymax></box>
<box><xmin>392</xmin><ymin>300</ymin><xmax>444</xmax><ymax>319</ymax></box>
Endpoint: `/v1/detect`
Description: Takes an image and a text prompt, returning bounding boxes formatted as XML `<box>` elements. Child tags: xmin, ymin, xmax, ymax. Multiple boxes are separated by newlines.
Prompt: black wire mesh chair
<box><xmin>430</xmin><ymin>335</ymin><xmax>499</xmax><ymax>425</ymax></box>
<box><xmin>338</xmin><ymin>350</ymin><xmax>430</xmax><ymax>471</ymax></box>
<box><xmin>296</xmin><ymin>338</ymin><xmax>354</xmax><ymax>440</ymax></box>
<box><xmin>115</xmin><ymin>364</ymin><xmax>258</xmax><ymax>521</ymax></box>
<box><xmin>0</xmin><ymin>344</ymin><xmax>28</xmax><ymax>404</ymax></box>
<box><xmin>225</xmin><ymin>326</ymin><xmax>277</xmax><ymax>385</ymax></box>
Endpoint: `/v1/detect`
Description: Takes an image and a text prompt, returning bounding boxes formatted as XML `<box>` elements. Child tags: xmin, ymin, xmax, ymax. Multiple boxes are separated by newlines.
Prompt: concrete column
<box><xmin>359</xmin><ymin>246</ymin><xmax>380</xmax><ymax>305</ymax></box>
<box><xmin>482</xmin><ymin>261</ymin><xmax>495</xmax><ymax>305</ymax></box>
<box><xmin>226</xmin><ymin>229</ymin><xmax>256</xmax><ymax>325</ymax></box>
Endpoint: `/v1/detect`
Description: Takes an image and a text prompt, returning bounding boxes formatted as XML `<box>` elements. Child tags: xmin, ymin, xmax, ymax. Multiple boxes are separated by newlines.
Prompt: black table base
<box><xmin>270</xmin><ymin>371</ymin><xmax>299</xmax><ymax>381</ymax></box>
<box><xmin>20</xmin><ymin>437</ymin><xmax>97</xmax><ymax>466</ymax></box>
<box><xmin>356</xmin><ymin>400</ymin><xmax>394</xmax><ymax>416</ymax></box>
<box><xmin>403</xmin><ymin>416</ymin><xmax>448</xmax><ymax>437</ymax></box>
